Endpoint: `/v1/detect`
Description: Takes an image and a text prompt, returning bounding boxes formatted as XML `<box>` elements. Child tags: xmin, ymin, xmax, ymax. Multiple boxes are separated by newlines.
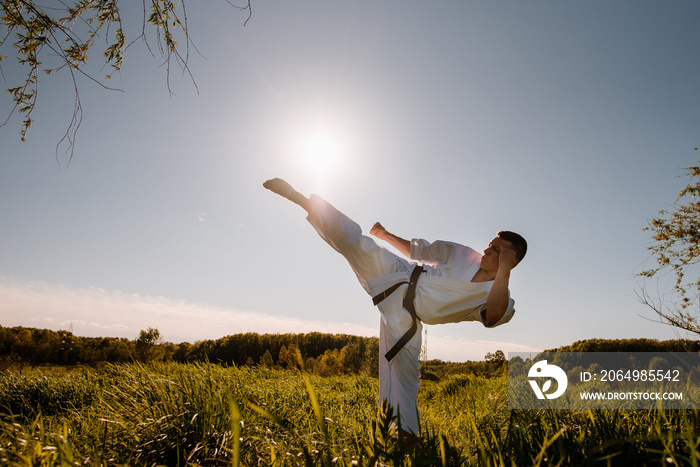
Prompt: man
<box><xmin>263</xmin><ymin>178</ymin><xmax>526</xmax><ymax>439</ymax></box>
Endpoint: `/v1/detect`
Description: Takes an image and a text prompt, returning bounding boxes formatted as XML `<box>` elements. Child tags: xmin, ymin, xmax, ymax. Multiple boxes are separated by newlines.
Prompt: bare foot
<box><xmin>263</xmin><ymin>178</ymin><xmax>311</xmax><ymax>213</ymax></box>
<box><xmin>263</xmin><ymin>178</ymin><xmax>297</xmax><ymax>199</ymax></box>
<box><xmin>396</xmin><ymin>429</ymin><xmax>420</xmax><ymax>452</ymax></box>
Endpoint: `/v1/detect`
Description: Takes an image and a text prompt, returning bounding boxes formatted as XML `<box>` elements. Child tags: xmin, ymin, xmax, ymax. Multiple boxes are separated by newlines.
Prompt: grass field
<box><xmin>1</xmin><ymin>362</ymin><xmax>699</xmax><ymax>466</ymax></box>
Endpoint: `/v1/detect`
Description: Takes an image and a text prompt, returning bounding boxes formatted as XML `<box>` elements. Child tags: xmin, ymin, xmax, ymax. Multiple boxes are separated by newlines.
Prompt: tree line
<box><xmin>0</xmin><ymin>326</ymin><xmax>380</xmax><ymax>376</ymax></box>
<box><xmin>0</xmin><ymin>325</ymin><xmax>509</xmax><ymax>379</ymax></box>
<box><xmin>543</xmin><ymin>338</ymin><xmax>700</xmax><ymax>354</ymax></box>
<box><xmin>3</xmin><ymin>326</ymin><xmax>696</xmax><ymax>380</ymax></box>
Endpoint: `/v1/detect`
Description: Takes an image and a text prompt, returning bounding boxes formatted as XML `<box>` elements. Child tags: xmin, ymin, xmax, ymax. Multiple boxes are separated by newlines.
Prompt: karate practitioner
<box><xmin>263</xmin><ymin>178</ymin><xmax>526</xmax><ymax>441</ymax></box>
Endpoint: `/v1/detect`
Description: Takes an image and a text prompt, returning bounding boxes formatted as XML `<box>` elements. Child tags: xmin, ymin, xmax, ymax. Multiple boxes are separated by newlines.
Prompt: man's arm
<box><xmin>370</xmin><ymin>222</ymin><xmax>411</xmax><ymax>258</ymax></box>
<box><xmin>483</xmin><ymin>247</ymin><xmax>517</xmax><ymax>325</ymax></box>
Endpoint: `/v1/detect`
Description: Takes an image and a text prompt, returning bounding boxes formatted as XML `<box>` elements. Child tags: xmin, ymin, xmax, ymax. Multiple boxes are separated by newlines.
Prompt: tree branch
<box><xmin>1</xmin><ymin>0</ymin><xmax>251</xmax><ymax>165</ymax></box>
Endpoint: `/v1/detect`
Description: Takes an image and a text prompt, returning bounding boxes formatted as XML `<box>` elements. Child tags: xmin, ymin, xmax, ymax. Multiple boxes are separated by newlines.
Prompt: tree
<box><xmin>315</xmin><ymin>348</ymin><xmax>341</xmax><ymax>377</ymax></box>
<box><xmin>0</xmin><ymin>0</ymin><xmax>251</xmax><ymax>162</ymax></box>
<box><xmin>278</xmin><ymin>344</ymin><xmax>299</xmax><ymax>368</ymax></box>
<box><xmin>363</xmin><ymin>337</ymin><xmax>379</xmax><ymax>377</ymax></box>
<box><xmin>339</xmin><ymin>339</ymin><xmax>364</xmax><ymax>374</ymax></box>
<box><xmin>259</xmin><ymin>349</ymin><xmax>273</xmax><ymax>368</ymax></box>
<box><xmin>639</xmin><ymin>158</ymin><xmax>700</xmax><ymax>335</ymax></box>
<box><xmin>484</xmin><ymin>350</ymin><xmax>505</xmax><ymax>364</ymax></box>
<box><xmin>135</xmin><ymin>326</ymin><xmax>163</xmax><ymax>362</ymax></box>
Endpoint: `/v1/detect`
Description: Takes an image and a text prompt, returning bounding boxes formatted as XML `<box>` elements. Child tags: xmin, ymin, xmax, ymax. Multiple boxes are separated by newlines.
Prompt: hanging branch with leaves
<box><xmin>639</xmin><ymin>157</ymin><xmax>700</xmax><ymax>335</ymax></box>
<box><xmin>0</xmin><ymin>0</ymin><xmax>251</xmax><ymax>163</ymax></box>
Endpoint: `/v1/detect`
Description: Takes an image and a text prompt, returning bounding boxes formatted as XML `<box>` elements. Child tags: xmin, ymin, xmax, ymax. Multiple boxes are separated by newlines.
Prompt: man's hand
<box><xmin>370</xmin><ymin>222</ymin><xmax>387</xmax><ymax>239</ymax></box>
<box><xmin>498</xmin><ymin>247</ymin><xmax>518</xmax><ymax>272</ymax></box>
<box><xmin>370</xmin><ymin>222</ymin><xmax>411</xmax><ymax>257</ymax></box>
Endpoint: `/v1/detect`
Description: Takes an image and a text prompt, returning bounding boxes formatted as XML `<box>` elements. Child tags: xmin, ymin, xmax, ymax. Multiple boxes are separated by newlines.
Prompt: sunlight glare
<box><xmin>300</xmin><ymin>129</ymin><xmax>343</xmax><ymax>176</ymax></box>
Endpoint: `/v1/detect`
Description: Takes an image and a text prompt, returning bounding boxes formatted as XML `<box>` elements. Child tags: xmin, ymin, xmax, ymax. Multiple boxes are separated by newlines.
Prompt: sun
<box><xmin>299</xmin><ymin>128</ymin><xmax>343</xmax><ymax>176</ymax></box>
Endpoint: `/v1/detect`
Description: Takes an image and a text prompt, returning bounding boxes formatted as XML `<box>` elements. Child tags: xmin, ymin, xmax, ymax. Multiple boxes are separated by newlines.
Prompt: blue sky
<box><xmin>1</xmin><ymin>0</ymin><xmax>699</xmax><ymax>361</ymax></box>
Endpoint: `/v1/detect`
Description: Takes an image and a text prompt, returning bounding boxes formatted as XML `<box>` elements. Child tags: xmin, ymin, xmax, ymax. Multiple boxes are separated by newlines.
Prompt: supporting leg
<box><xmin>379</xmin><ymin>316</ymin><xmax>422</xmax><ymax>436</ymax></box>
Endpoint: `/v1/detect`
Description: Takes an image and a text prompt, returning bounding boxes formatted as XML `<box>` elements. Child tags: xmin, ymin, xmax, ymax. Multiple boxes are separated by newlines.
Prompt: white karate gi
<box><xmin>305</xmin><ymin>195</ymin><xmax>515</xmax><ymax>435</ymax></box>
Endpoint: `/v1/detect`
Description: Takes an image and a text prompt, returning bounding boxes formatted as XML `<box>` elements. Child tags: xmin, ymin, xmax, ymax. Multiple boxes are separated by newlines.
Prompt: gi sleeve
<box><xmin>479</xmin><ymin>298</ymin><xmax>516</xmax><ymax>328</ymax></box>
<box><xmin>410</xmin><ymin>239</ymin><xmax>454</xmax><ymax>263</ymax></box>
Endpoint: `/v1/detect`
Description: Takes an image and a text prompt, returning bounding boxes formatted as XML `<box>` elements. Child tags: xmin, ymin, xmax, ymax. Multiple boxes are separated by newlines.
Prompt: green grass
<box><xmin>1</xmin><ymin>363</ymin><xmax>699</xmax><ymax>465</ymax></box>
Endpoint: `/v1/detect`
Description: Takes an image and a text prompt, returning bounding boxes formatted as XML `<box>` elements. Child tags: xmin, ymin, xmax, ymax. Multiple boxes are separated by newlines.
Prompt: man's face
<box><xmin>481</xmin><ymin>237</ymin><xmax>515</xmax><ymax>271</ymax></box>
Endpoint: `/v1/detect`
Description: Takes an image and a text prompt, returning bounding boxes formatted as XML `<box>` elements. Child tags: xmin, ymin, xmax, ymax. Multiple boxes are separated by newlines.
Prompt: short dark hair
<box><xmin>497</xmin><ymin>230</ymin><xmax>527</xmax><ymax>263</ymax></box>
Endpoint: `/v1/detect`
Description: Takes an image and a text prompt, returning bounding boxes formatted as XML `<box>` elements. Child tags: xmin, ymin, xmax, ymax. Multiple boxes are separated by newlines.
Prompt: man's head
<box><xmin>496</xmin><ymin>230</ymin><xmax>527</xmax><ymax>265</ymax></box>
<box><xmin>481</xmin><ymin>232</ymin><xmax>527</xmax><ymax>274</ymax></box>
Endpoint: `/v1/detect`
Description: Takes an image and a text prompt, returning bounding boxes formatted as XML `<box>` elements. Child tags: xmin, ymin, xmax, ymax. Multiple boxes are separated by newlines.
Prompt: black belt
<box><xmin>372</xmin><ymin>265</ymin><xmax>424</xmax><ymax>362</ymax></box>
